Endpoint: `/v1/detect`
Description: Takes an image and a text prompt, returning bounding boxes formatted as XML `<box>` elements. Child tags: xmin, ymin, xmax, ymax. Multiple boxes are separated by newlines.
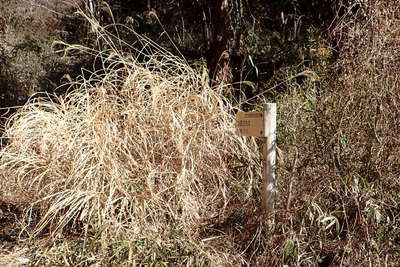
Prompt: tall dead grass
<box><xmin>255</xmin><ymin>1</ymin><xmax>400</xmax><ymax>265</ymax></box>
<box><xmin>0</xmin><ymin>10</ymin><xmax>260</xmax><ymax>265</ymax></box>
<box><xmin>2</xmin><ymin>1</ymin><xmax>399</xmax><ymax>265</ymax></box>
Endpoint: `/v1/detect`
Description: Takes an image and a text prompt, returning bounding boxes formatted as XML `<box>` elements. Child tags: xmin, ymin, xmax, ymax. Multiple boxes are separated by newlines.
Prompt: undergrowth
<box><xmin>1</xmin><ymin>1</ymin><xmax>400</xmax><ymax>266</ymax></box>
<box><xmin>0</xmin><ymin>8</ymin><xmax>260</xmax><ymax>266</ymax></box>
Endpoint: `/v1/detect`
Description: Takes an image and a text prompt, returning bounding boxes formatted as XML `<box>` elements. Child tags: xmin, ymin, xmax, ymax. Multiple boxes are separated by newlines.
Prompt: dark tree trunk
<box><xmin>206</xmin><ymin>0</ymin><xmax>231</xmax><ymax>84</ymax></box>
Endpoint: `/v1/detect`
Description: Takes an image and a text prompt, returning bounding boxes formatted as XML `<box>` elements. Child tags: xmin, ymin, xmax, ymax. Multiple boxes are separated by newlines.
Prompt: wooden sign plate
<box><xmin>236</xmin><ymin>111</ymin><xmax>264</xmax><ymax>136</ymax></box>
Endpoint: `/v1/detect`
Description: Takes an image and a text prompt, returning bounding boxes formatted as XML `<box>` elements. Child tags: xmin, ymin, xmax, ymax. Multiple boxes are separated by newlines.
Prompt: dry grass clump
<box><xmin>3</xmin><ymin>1</ymin><xmax>400</xmax><ymax>265</ymax></box>
<box><xmin>0</xmin><ymin>11</ymin><xmax>260</xmax><ymax>265</ymax></box>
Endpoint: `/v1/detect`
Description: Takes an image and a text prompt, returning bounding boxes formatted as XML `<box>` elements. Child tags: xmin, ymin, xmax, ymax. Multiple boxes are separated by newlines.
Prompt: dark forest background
<box><xmin>0</xmin><ymin>0</ymin><xmax>356</xmax><ymax>109</ymax></box>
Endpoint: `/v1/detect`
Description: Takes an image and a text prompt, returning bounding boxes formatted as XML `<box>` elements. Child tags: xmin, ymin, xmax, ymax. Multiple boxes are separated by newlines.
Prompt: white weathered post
<box><xmin>235</xmin><ymin>103</ymin><xmax>277</xmax><ymax>217</ymax></box>
<box><xmin>261</xmin><ymin>103</ymin><xmax>276</xmax><ymax>216</ymax></box>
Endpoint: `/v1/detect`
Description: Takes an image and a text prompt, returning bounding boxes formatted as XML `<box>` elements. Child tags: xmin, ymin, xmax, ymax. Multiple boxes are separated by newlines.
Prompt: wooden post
<box><xmin>235</xmin><ymin>103</ymin><xmax>277</xmax><ymax>217</ymax></box>
<box><xmin>261</xmin><ymin>103</ymin><xmax>276</xmax><ymax>217</ymax></box>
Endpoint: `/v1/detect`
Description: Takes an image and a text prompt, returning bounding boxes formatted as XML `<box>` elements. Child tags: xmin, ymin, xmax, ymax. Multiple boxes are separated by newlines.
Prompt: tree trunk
<box><xmin>206</xmin><ymin>0</ymin><xmax>231</xmax><ymax>84</ymax></box>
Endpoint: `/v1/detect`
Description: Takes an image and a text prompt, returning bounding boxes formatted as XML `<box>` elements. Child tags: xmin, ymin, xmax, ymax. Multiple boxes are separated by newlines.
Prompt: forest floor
<box><xmin>0</xmin><ymin>201</ymin><xmax>28</xmax><ymax>266</ymax></box>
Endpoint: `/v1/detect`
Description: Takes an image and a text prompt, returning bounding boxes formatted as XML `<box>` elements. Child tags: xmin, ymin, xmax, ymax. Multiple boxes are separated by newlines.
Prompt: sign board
<box><xmin>236</xmin><ymin>111</ymin><xmax>264</xmax><ymax>137</ymax></box>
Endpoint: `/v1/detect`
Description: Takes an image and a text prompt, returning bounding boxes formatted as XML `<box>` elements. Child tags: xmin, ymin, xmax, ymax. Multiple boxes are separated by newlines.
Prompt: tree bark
<box><xmin>206</xmin><ymin>0</ymin><xmax>231</xmax><ymax>84</ymax></box>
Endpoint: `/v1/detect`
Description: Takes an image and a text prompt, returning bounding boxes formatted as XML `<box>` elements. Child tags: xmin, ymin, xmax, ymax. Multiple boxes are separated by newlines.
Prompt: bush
<box><xmin>0</xmin><ymin>13</ymin><xmax>260</xmax><ymax>265</ymax></box>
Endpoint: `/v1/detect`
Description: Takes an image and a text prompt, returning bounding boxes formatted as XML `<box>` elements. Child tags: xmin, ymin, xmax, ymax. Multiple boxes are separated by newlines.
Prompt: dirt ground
<box><xmin>0</xmin><ymin>200</ymin><xmax>30</xmax><ymax>266</ymax></box>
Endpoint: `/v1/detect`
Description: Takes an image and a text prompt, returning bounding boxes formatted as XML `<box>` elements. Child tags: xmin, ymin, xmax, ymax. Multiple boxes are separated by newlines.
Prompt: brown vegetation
<box><xmin>0</xmin><ymin>0</ymin><xmax>400</xmax><ymax>266</ymax></box>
